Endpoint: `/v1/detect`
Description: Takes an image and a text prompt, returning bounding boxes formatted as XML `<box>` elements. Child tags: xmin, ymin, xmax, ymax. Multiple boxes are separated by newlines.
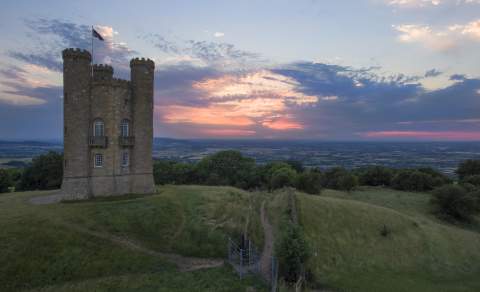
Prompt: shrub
<box><xmin>431</xmin><ymin>185</ymin><xmax>479</xmax><ymax>222</ymax></box>
<box><xmin>337</xmin><ymin>174</ymin><xmax>359</xmax><ymax>192</ymax></box>
<box><xmin>0</xmin><ymin>169</ymin><xmax>11</xmax><ymax>193</ymax></box>
<box><xmin>16</xmin><ymin>152</ymin><xmax>63</xmax><ymax>191</ymax></box>
<box><xmin>462</xmin><ymin>175</ymin><xmax>480</xmax><ymax>188</ymax></box>
<box><xmin>456</xmin><ymin>160</ymin><xmax>480</xmax><ymax>180</ymax></box>
<box><xmin>295</xmin><ymin>171</ymin><xmax>322</xmax><ymax>194</ymax></box>
<box><xmin>391</xmin><ymin>170</ymin><xmax>435</xmax><ymax>192</ymax></box>
<box><xmin>195</xmin><ymin>150</ymin><xmax>257</xmax><ymax>189</ymax></box>
<box><xmin>275</xmin><ymin>222</ymin><xmax>309</xmax><ymax>283</ymax></box>
<box><xmin>270</xmin><ymin>167</ymin><xmax>297</xmax><ymax>190</ymax></box>
<box><xmin>359</xmin><ymin>166</ymin><xmax>393</xmax><ymax>186</ymax></box>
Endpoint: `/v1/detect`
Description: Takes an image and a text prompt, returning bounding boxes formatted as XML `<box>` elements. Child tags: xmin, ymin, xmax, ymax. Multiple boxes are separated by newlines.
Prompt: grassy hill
<box><xmin>0</xmin><ymin>185</ymin><xmax>265</xmax><ymax>291</ymax></box>
<box><xmin>2</xmin><ymin>185</ymin><xmax>480</xmax><ymax>291</ymax></box>
<box><xmin>296</xmin><ymin>187</ymin><xmax>480</xmax><ymax>292</ymax></box>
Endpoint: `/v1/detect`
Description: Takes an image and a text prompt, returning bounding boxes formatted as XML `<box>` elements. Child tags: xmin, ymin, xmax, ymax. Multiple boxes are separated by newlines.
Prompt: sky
<box><xmin>0</xmin><ymin>0</ymin><xmax>479</xmax><ymax>141</ymax></box>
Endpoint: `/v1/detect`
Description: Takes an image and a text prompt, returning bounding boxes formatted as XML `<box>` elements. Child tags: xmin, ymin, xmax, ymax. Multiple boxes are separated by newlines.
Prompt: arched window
<box><xmin>93</xmin><ymin>119</ymin><xmax>104</xmax><ymax>137</ymax></box>
<box><xmin>120</xmin><ymin>119</ymin><xmax>130</xmax><ymax>137</ymax></box>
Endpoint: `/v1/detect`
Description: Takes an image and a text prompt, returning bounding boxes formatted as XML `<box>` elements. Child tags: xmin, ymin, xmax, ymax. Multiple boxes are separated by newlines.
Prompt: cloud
<box><xmin>386</xmin><ymin>0</ymin><xmax>480</xmax><ymax>7</ymax></box>
<box><xmin>424</xmin><ymin>68</ymin><xmax>442</xmax><ymax>78</ymax></box>
<box><xmin>9</xmin><ymin>19</ymin><xmax>135</xmax><ymax>75</ymax></box>
<box><xmin>147</xmin><ymin>34</ymin><xmax>262</xmax><ymax>69</ymax></box>
<box><xmin>360</xmin><ymin>131</ymin><xmax>480</xmax><ymax>140</ymax></box>
<box><xmin>213</xmin><ymin>32</ymin><xmax>225</xmax><ymax>38</ymax></box>
<box><xmin>393</xmin><ymin>19</ymin><xmax>480</xmax><ymax>51</ymax></box>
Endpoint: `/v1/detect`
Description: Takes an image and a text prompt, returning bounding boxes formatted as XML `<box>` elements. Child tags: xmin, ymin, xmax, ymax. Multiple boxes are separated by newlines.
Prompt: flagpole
<box><xmin>91</xmin><ymin>25</ymin><xmax>94</xmax><ymax>76</ymax></box>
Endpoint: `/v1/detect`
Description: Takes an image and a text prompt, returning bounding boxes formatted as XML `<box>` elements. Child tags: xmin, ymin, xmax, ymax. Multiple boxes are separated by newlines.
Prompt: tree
<box><xmin>153</xmin><ymin>160</ymin><xmax>176</xmax><ymax>185</ymax></box>
<box><xmin>295</xmin><ymin>170</ymin><xmax>322</xmax><ymax>194</ymax></box>
<box><xmin>462</xmin><ymin>175</ymin><xmax>480</xmax><ymax>188</ymax></box>
<box><xmin>431</xmin><ymin>185</ymin><xmax>479</xmax><ymax>222</ymax></box>
<box><xmin>16</xmin><ymin>152</ymin><xmax>63</xmax><ymax>191</ymax></box>
<box><xmin>270</xmin><ymin>167</ymin><xmax>297</xmax><ymax>190</ymax></box>
<box><xmin>391</xmin><ymin>169</ymin><xmax>435</xmax><ymax>192</ymax></box>
<box><xmin>0</xmin><ymin>169</ymin><xmax>11</xmax><ymax>193</ymax></box>
<box><xmin>337</xmin><ymin>174</ymin><xmax>359</xmax><ymax>192</ymax></box>
<box><xmin>195</xmin><ymin>150</ymin><xmax>256</xmax><ymax>189</ymax></box>
<box><xmin>359</xmin><ymin>166</ymin><xmax>393</xmax><ymax>186</ymax></box>
<box><xmin>457</xmin><ymin>160</ymin><xmax>480</xmax><ymax>180</ymax></box>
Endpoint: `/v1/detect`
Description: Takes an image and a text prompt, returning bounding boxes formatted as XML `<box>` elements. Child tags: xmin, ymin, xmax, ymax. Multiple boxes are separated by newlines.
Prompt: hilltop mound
<box><xmin>296</xmin><ymin>188</ymin><xmax>480</xmax><ymax>292</ymax></box>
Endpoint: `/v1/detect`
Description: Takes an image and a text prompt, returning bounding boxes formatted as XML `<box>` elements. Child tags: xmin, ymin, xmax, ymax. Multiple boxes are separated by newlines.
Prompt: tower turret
<box><xmin>61</xmin><ymin>48</ymin><xmax>92</xmax><ymax>198</ymax></box>
<box><xmin>130</xmin><ymin>58</ymin><xmax>155</xmax><ymax>194</ymax></box>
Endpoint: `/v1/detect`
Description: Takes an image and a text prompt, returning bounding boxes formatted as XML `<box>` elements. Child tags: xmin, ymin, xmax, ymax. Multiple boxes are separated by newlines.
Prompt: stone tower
<box><xmin>61</xmin><ymin>48</ymin><xmax>155</xmax><ymax>199</ymax></box>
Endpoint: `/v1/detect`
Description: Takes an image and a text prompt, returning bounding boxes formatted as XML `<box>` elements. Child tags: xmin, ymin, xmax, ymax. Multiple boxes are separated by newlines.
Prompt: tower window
<box><xmin>120</xmin><ymin>119</ymin><xmax>130</xmax><ymax>137</ymax></box>
<box><xmin>93</xmin><ymin>119</ymin><xmax>105</xmax><ymax>136</ymax></box>
<box><xmin>94</xmin><ymin>153</ymin><xmax>104</xmax><ymax>168</ymax></box>
<box><xmin>122</xmin><ymin>151</ymin><xmax>129</xmax><ymax>167</ymax></box>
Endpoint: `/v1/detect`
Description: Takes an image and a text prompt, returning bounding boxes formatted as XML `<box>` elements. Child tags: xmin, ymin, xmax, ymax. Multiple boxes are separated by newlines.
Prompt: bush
<box><xmin>195</xmin><ymin>150</ymin><xmax>257</xmax><ymax>189</ymax></box>
<box><xmin>16</xmin><ymin>152</ymin><xmax>63</xmax><ymax>191</ymax></box>
<box><xmin>391</xmin><ymin>170</ymin><xmax>435</xmax><ymax>192</ymax></box>
<box><xmin>275</xmin><ymin>221</ymin><xmax>309</xmax><ymax>283</ymax></box>
<box><xmin>359</xmin><ymin>166</ymin><xmax>393</xmax><ymax>186</ymax></box>
<box><xmin>462</xmin><ymin>175</ymin><xmax>480</xmax><ymax>188</ymax></box>
<box><xmin>457</xmin><ymin>160</ymin><xmax>480</xmax><ymax>180</ymax></box>
<box><xmin>270</xmin><ymin>167</ymin><xmax>297</xmax><ymax>190</ymax></box>
<box><xmin>322</xmin><ymin>167</ymin><xmax>358</xmax><ymax>191</ymax></box>
<box><xmin>295</xmin><ymin>171</ymin><xmax>322</xmax><ymax>194</ymax></box>
<box><xmin>431</xmin><ymin>185</ymin><xmax>479</xmax><ymax>222</ymax></box>
<box><xmin>0</xmin><ymin>169</ymin><xmax>11</xmax><ymax>193</ymax></box>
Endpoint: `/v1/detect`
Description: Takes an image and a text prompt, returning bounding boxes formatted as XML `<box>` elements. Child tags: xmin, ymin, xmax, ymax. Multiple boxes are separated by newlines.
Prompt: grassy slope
<box><xmin>297</xmin><ymin>187</ymin><xmax>480</xmax><ymax>292</ymax></box>
<box><xmin>0</xmin><ymin>186</ymin><xmax>265</xmax><ymax>292</ymax></box>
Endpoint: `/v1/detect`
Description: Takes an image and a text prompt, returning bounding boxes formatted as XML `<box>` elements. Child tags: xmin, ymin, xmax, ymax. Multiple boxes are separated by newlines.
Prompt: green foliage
<box><xmin>275</xmin><ymin>221</ymin><xmax>309</xmax><ymax>283</ymax></box>
<box><xmin>195</xmin><ymin>150</ymin><xmax>257</xmax><ymax>189</ymax></box>
<box><xmin>462</xmin><ymin>175</ymin><xmax>480</xmax><ymax>188</ymax></box>
<box><xmin>431</xmin><ymin>184</ymin><xmax>479</xmax><ymax>222</ymax></box>
<box><xmin>16</xmin><ymin>151</ymin><xmax>63</xmax><ymax>191</ymax></box>
<box><xmin>322</xmin><ymin>167</ymin><xmax>358</xmax><ymax>191</ymax></box>
<box><xmin>153</xmin><ymin>160</ymin><xmax>196</xmax><ymax>185</ymax></box>
<box><xmin>358</xmin><ymin>166</ymin><xmax>393</xmax><ymax>186</ymax></box>
<box><xmin>457</xmin><ymin>159</ymin><xmax>480</xmax><ymax>180</ymax></box>
<box><xmin>0</xmin><ymin>169</ymin><xmax>12</xmax><ymax>193</ymax></box>
<box><xmin>391</xmin><ymin>170</ymin><xmax>436</xmax><ymax>192</ymax></box>
<box><xmin>270</xmin><ymin>166</ymin><xmax>297</xmax><ymax>190</ymax></box>
<box><xmin>295</xmin><ymin>170</ymin><xmax>323</xmax><ymax>194</ymax></box>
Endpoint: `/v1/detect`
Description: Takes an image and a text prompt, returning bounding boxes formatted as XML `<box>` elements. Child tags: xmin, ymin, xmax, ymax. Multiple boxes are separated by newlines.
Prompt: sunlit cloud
<box><xmin>262</xmin><ymin>118</ymin><xmax>304</xmax><ymax>130</ymax></box>
<box><xmin>393</xmin><ymin>19</ymin><xmax>480</xmax><ymax>51</ymax></box>
<box><xmin>361</xmin><ymin>131</ymin><xmax>480</xmax><ymax>140</ymax></box>
<box><xmin>201</xmin><ymin>129</ymin><xmax>255</xmax><ymax>136</ymax></box>
<box><xmin>159</xmin><ymin>105</ymin><xmax>255</xmax><ymax>126</ymax></box>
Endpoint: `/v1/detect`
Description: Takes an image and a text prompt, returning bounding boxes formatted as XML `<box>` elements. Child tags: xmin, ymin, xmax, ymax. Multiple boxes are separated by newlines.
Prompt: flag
<box><xmin>92</xmin><ymin>28</ymin><xmax>104</xmax><ymax>41</ymax></box>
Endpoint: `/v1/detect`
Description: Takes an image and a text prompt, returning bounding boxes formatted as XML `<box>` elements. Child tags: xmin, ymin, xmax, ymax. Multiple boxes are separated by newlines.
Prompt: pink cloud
<box><xmin>361</xmin><ymin>131</ymin><xmax>480</xmax><ymax>140</ymax></box>
<box><xmin>262</xmin><ymin>118</ymin><xmax>304</xmax><ymax>130</ymax></box>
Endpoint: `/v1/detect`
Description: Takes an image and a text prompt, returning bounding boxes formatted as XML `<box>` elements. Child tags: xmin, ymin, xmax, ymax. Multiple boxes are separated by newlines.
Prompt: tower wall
<box><xmin>61</xmin><ymin>48</ymin><xmax>91</xmax><ymax>199</ymax></box>
<box><xmin>130</xmin><ymin>58</ymin><xmax>155</xmax><ymax>194</ymax></box>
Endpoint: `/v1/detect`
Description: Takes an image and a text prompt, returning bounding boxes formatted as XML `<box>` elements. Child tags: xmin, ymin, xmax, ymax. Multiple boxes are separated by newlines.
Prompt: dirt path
<box><xmin>259</xmin><ymin>200</ymin><xmax>274</xmax><ymax>281</ymax></box>
<box><xmin>63</xmin><ymin>223</ymin><xmax>224</xmax><ymax>272</ymax></box>
<box><xmin>29</xmin><ymin>192</ymin><xmax>63</xmax><ymax>205</ymax></box>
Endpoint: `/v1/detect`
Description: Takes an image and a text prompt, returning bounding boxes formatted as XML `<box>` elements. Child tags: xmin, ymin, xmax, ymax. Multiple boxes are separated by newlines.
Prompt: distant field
<box><xmin>0</xmin><ymin>186</ymin><xmax>266</xmax><ymax>292</ymax></box>
<box><xmin>297</xmin><ymin>187</ymin><xmax>480</xmax><ymax>292</ymax></box>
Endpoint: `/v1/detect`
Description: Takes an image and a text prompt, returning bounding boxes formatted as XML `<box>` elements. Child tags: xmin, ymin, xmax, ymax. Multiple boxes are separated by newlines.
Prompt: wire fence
<box><xmin>227</xmin><ymin>236</ymin><xmax>279</xmax><ymax>291</ymax></box>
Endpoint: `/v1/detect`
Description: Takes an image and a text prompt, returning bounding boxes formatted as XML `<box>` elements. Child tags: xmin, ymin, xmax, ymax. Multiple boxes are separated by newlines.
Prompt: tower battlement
<box><xmin>61</xmin><ymin>48</ymin><xmax>155</xmax><ymax>199</ymax></box>
<box><xmin>92</xmin><ymin>64</ymin><xmax>114</xmax><ymax>81</ymax></box>
<box><xmin>130</xmin><ymin>57</ymin><xmax>155</xmax><ymax>69</ymax></box>
<box><xmin>62</xmin><ymin>48</ymin><xmax>91</xmax><ymax>61</ymax></box>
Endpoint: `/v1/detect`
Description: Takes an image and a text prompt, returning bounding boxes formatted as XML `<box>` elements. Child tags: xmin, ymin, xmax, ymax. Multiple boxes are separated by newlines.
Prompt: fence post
<box><xmin>239</xmin><ymin>249</ymin><xmax>243</xmax><ymax>280</ymax></box>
